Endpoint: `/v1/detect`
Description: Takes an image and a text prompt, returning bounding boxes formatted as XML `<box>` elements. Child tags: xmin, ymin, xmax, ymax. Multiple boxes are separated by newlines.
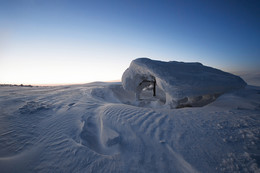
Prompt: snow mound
<box><xmin>122</xmin><ymin>58</ymin><xmax>247</xmax><ymax>108</ymax></box>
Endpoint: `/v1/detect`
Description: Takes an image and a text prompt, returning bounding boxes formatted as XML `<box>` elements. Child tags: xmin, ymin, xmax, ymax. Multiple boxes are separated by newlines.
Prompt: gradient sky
<box><xmin>0</xmin><ymin>0</ymin><xmax>260</xmax><ymax>85</ymax></box>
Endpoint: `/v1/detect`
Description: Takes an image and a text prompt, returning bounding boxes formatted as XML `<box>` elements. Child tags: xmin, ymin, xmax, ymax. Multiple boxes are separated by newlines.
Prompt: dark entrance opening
<box><xmin>137</xmin><ymin>79</ymin><xmax>156</xmax><ymax>100</ymax></box>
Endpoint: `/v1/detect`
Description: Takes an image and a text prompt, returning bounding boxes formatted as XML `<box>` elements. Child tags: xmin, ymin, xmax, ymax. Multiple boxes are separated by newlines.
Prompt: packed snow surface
<box><xmin>122</xmin><ymin>58</ymin><xmax>247</xmax><ymax>108</ymax></box>
<box><xmin>0</xmin><ymin>82</ymin><xmax>259</xmax><ymax>173</ymax></box>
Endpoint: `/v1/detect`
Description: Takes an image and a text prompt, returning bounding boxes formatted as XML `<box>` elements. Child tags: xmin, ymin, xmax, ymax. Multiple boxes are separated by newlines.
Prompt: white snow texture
<box><xmin>0</xmin><ymin>58</ymin><xmax>259</xmax><ymax>173</ymax></box>
<box><xmin>122</xmin><ymin>58</ymin><xmax>247</xmax><ymax>108</ymax></box>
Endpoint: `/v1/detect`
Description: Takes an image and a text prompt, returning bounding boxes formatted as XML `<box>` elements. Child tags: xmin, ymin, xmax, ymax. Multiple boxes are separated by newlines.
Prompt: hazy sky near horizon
<box><xmin>0</xmin><ymin>0</ymin><xmax>260</xmax><ymax>84</ymax></box>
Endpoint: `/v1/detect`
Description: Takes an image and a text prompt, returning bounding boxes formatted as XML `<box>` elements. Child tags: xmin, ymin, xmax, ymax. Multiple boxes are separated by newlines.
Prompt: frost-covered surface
<box><xmin>122</xmin><ymin>58</ymin><xmax>247</xmax><ymax>108</ymax></box>
<box><xmin>0</xmin><ymin>83</ymin><xmax>260</xmax><ymax>173</ymax></box>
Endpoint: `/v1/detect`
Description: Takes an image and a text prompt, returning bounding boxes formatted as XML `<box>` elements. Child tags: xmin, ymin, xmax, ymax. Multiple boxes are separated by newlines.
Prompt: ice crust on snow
<box><xmin>122</xmin><ymin>58</ymin><xmax>247</xmax><ymax>108</ymax></box>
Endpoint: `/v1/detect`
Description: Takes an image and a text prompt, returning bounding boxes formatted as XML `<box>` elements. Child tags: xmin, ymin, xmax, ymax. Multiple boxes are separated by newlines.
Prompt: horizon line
<box><xmin>0</xmin><ymin>79</ymin><xmax>121</xmax><ymax>87</ymax></box>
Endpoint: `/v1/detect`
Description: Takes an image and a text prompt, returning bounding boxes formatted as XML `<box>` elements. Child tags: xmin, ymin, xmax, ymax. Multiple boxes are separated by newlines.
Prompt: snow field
<box><xmin>0</xmin><ymin>83</ymin><xmax>259</xmax><ymax>172</ymax></box>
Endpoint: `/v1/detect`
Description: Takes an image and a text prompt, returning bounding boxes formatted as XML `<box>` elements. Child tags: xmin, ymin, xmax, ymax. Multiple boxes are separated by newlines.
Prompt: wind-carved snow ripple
<box><xmin>79</xmin><ymin>86</ymin><xmax>200</xmax><ymax>172</ymax></box>
<box><xmin>80</xmin><ymin>112</ymin><xmax>122</xmax><ymax>155</ymax></box>
<box><xmin>103</xmin><ymin>104</ymin><xmax>170</xmax><ymax>141</ymax></box>
<box><xmin>93</xmin><ymin>104</ymin><xmax>199</xmax><ymax>172</ymax></box>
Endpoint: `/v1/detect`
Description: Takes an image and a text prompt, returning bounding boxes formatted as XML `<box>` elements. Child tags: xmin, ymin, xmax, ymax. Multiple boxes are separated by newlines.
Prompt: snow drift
<box><xmin>122</xmin><ymin>58</ymin><xmax>247</xmax><ymax>108</ymax></box>
<box><xmin>0</xmin><ymin>83</ymin><xmax>259</xmax><ymax>173</ymax></box>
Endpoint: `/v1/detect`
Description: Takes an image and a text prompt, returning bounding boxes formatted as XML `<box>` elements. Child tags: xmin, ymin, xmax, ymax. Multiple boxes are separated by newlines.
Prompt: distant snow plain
<box><xmin>236</xmin><ymin>71</ymin><xmax>260</xmax><ymax>87</ymax></box>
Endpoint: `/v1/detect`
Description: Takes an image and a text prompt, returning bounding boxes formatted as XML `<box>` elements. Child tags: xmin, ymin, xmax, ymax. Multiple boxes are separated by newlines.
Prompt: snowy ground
<box><xmin>0</xmin><ymin>82</ymin><xmax>260</xmax><ymax>173</ymax></box>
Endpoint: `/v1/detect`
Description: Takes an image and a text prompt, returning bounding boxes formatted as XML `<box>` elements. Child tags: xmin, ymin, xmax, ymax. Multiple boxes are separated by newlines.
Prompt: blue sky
<box><xmin>0</xmin><ymin>0</ymin><xmax>259</xmax><ymax>84</ymax></box>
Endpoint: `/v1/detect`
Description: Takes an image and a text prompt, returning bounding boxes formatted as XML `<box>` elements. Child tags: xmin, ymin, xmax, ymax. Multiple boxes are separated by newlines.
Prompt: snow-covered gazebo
<box><xmin>122</xmin><ymin>58</ymin><xmax>247</xmax><ymax>108</ymax></box>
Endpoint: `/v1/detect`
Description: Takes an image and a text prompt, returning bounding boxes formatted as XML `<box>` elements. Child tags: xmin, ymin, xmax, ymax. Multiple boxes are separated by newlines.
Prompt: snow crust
<box><xmin>122</xmin><ymin>58</ymin><xmax>247</xmax><ymax>108</ymax></box>
<box><xmin>0</xmin><ymin>83</ymin><xmax>259</xmax><ymax>172</ymax></box>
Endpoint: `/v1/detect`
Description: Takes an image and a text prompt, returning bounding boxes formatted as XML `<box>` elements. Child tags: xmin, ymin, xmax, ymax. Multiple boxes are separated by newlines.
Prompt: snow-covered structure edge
<box><xmin>122</xmin><ymin>58</ymin><xmax>247</xmax><ymax>108</ymax></box>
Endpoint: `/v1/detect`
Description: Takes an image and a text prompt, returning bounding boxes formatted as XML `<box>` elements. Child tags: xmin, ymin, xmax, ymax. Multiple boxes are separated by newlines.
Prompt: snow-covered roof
<box><xmin>122</xmin><ymin>58</ymin><xmax>247</xmax><ymax>108</ymax></box>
